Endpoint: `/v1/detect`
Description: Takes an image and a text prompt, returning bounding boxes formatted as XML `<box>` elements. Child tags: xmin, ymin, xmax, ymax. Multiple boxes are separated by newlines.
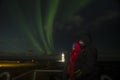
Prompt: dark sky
<box><xmin>55</xmin><ymin>0</ymin><xmax>120</xmax><ymax>51</ymax></box>
<box><xmin>0</xmin><ymin>0</ymin><xmax>120</xmax><ymax>60</ymax></box>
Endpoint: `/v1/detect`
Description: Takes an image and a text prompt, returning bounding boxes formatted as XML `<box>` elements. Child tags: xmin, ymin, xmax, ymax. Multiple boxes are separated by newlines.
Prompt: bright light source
<box><xmin>58</xmin><ymin>52</ymin><xmax>65</xmax><ymax>62</ymax></box>
<box><xmin>61</xmin><ymin>52</ymin><xmax>65</xmax><ymax>62</ymax></box>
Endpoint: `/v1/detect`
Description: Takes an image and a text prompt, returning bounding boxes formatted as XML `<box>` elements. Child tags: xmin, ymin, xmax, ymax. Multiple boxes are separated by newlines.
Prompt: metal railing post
<box><xmin>33</xmin><ymin>71</ymin><xmax>36</xmax><ymax>80</ymax></box>
<box><xmin>0</xmin><ymin>72</ymin><xmax>10</xmax><ymax>80</ymax></box>
<box><xmin>12</xmin><ymin>71</ymin><xmax>33</xmax><ymax>80</ymax></box>
<box><xmin>100</xmin><ymin>75</ymin><xmax>112</xmax><ymax>80</ymax></box>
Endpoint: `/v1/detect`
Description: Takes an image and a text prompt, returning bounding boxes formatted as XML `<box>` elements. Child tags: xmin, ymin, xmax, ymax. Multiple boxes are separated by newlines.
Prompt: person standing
<box><xmin>66</xmin><ymin>34</ymin><xmax>98</xmax><ymax>80</ymax></box>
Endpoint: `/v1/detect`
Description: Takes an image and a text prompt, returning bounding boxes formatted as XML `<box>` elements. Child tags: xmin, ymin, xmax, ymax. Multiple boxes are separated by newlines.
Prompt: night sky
<box><xmin>0</xmin><ymin>0</ymin><xmax>120</xmax><ymax>61</ymax></box>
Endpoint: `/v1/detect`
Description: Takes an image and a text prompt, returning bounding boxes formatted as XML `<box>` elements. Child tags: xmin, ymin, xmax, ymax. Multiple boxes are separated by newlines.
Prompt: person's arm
<box><xmin>66</xmin><ymin>43</ymin><xmax>76</xmax><ymax>73</ymax></box>
<box><xmin>80</xmin><ymin>48</ymin><xmax>97</xmax><ymax>76</ymax></box>
<box><xmin>75</xmin><ymin>48</ymin><xmax>97</xmax><ymax>77</ymax></box>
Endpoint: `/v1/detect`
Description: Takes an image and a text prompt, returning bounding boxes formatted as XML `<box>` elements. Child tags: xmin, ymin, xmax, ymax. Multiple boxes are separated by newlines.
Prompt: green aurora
<box><xmin>5</xmin><ymin>0</ymin><xmax>92</xmax><ymax>55</ymax></box>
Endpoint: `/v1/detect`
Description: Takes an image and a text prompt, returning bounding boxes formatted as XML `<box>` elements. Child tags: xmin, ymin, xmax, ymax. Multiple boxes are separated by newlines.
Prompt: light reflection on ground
<box><xmin>0</xmin><ymin>60</ymin><xmax>36</xmax><ymax>67</ymax></box>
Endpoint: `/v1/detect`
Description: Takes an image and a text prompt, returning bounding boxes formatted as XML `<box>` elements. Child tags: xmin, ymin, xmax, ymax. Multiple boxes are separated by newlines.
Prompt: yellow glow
<box><xmin>0</xmin><ymin>61</ymin><xmax>36</xmax><ymax>67</ymax></box>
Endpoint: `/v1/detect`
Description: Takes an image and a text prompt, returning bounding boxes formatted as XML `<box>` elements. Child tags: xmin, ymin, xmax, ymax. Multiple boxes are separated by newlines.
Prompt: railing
<box><xmin>0</xmin><ymin>72</ymin><xmax>10</xmax><ymax>80</ymax></box>
<box><xmin>1</xmin><ymin>70</ymin><xmax>113</xmax><ymax>80</ymax></box>
<box><xmin>33</xmin><ymin>70</ymin><xmax>63</xmax><ymax>80</ymax></box>
<box><xmin>12</xmin><ymin>69</ymin><xmax>63</xmax><ymax>80</ymax></box>
<box><xmin>12</xmin><ymin>70</ymin><xmax>33</xmax><ymax>80</ymax></box>
<box><xmin>100</xmin><ymin>74</ymin><xmax>112</xmax><ymax>80</ymax></box>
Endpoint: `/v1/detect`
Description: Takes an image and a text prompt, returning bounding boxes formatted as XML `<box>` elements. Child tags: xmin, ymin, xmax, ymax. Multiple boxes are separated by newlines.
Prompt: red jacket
<box><xmin>69</xmin><ymin>41</ymin><xmax>82</xmax><ymax>80</ymax></box>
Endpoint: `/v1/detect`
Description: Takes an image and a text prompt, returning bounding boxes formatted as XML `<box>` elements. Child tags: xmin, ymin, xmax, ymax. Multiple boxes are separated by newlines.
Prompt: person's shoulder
<box><xmin>73</xmin><ymin>41</ymin><xmax>80</xmax><ymax>45</ymax></box>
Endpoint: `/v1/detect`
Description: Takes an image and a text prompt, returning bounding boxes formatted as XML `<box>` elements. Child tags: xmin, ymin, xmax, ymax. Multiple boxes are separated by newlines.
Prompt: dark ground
<box><xmin>0</xmin><ymin>60</ymin><xmax>120</xmax><ymax>80</ymax></box>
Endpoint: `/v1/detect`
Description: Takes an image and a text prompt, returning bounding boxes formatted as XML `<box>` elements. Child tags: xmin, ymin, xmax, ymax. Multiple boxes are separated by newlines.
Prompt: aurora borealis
<box><xmin>0</xmin><ymin>0</ymin><xmax>120</xmax><ymax>61</ymax></box>
<box><xmin>1</xmin><ymin>0</ymin><xmax>92</xmax><ymax>54</ymax></box>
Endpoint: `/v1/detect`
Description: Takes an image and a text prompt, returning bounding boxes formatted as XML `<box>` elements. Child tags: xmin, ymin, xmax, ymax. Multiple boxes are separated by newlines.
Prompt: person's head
<box><xmin>79</xmin><ymin>40</ymin><xmax>85</xmax><ymax>47</ymax></box>
<box><xmin>75</xmin><ymin>33</ymin><xmax>92</xmax><ymax>47</ymax></box>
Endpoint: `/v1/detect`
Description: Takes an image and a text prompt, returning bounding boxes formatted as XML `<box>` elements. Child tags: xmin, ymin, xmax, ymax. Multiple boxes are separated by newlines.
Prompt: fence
<box><xmin>0</xmin><ymin>72</ymin><xmax>10</xmax><ymax>80</ymax></box>
<box><xmin>12</xmin><ymin>69</ymin><xmax>63</xmax><ymax>80</ymax></box>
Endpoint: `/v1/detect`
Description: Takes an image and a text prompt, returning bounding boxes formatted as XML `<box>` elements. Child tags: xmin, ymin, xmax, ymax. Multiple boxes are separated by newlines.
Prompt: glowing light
<box><xmin>31</xmin><ymin>59</ymin><xmax>35</xmax><ymax>63</ymax></box>
<box><xmin>17</xmin><ymin>61</ymin><xmax>20</xmax><ymax>63</ymax></box>
<box><xmin>44</xmin><ymin>0</ymin><xmax>60</xmax><ymax>52</ymax></box>
<box><xmin>35</xmin><ymin>0</ymin><xmax>50</xmax><ymax>54</ymax></box>
<box><xmin>58</xmin><ymin>52</ymin><xmax>65</xmax><ymax>62</ymax></box>
<box><xmin>0</xmin><ymin>61</ymin><xmax>35</xmax><ymax>67</ymax></box>
<box><xmin>61</xmin><ymin>52</ymin><xmax>65</xmax><ymax>62</ymax></box>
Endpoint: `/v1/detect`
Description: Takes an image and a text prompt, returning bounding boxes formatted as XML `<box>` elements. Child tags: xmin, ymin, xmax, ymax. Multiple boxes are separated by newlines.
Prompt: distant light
<box><xmin>61</xmin><ymin>52</ymin><xmax>65</xmax><ymax>62</ymax></box>
<box><xmin>32</xmin><ymin>59</ymin><xmax>35</xmax><ymax>62</ymax></box>
<box><xmin>0</xmin><ymin>65</ymin><xmax>2</xmax><ymax>67</ymax></box>
<box><xmin>17</xmin><ymin>61</ymin><xmax>20</xmax><ymax>63</ymax></box>
<box><xmin>58</xmin><ymin>52</ymin><xmax>65</xmax><ymax>62</ymax></box>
